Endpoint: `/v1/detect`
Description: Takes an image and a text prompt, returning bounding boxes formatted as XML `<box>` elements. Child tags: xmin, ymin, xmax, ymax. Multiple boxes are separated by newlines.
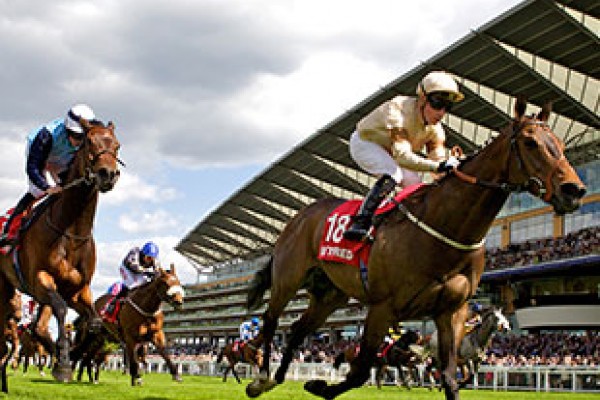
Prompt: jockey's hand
<box><xmin>45</xmin><ymin>186</ymin><xmax>63</xmax><ymax>195</ymax></box>
<box><xmin>437</xmin><ymin>156</ymin><xmax>460</xmax><ymax>173</ymax></box>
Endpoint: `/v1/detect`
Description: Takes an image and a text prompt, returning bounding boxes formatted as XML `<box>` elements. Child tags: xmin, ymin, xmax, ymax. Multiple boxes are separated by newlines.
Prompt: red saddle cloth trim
<box><xmin>317</xmin><ymin>184</ymin><xmax>424</xmax><ymax>267</ymax></box>
<box><xmin>0</xmin><ymin>208</ymin><xmax>26</xmax><ymax>255</ymax></box>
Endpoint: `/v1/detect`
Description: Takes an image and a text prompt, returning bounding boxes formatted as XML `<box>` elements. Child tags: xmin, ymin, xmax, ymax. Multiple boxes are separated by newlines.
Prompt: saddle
<box><xmin>0</xmin><ymin>196</ymin><xmax>55</xmax><ymax>254</ymax></box>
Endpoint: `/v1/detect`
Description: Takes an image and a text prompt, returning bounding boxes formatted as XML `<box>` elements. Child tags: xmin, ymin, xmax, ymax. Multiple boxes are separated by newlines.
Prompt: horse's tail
<box><xmin>333</xmin><ymin>352</ymin><xmax>345</xmax><ymax>370</ymax></box>
<box><xmin>246</xmin><ymin>256</ymin><xmax>273</xmax><ymax>311</ymax></box>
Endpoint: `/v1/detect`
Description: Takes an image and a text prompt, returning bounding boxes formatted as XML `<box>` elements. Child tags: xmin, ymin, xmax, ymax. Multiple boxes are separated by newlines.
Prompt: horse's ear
<box><xmin>169</xmin><ymin>263</ymin><xmax>176</xmax><ymax>274</ymax></box>
<box><xmin>514</xmin><ymin>96</ymin><xmax>527</xmax><ymax>120</ymax></box>
<box><xmin>537</xmin><ymin>102</ymin><xmax>552</xmax><ymax>122</ymax></box>
<box><xmin>108</xmin><ymin>121</ymin><xmax>115</xmax><ymax>130</ymax></box>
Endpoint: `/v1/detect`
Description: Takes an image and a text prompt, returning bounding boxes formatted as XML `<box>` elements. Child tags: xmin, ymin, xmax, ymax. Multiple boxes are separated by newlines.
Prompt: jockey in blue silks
<box><xmin>0</xmin><ymin>104</ymin><xmax>96</xmax><ymax>245</ymax></box>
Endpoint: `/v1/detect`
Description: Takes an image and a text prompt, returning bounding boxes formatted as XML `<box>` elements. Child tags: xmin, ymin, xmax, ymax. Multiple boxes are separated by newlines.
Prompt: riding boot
<box><xmin>0</xmin><ymin>193</ymin><xmax>35</xmax><ymax>245</ymax></box>
<box><xmin>343</xmin><ymin>174</ymin><xmax>396</xmax><ymax>241</ymax></box>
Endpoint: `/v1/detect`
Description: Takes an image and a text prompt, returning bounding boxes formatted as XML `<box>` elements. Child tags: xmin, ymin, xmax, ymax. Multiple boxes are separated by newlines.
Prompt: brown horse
<box><xmin>90</xmin><ymin>266</ymin><xmax>184</xmax><ymax>386</ymax></box>
<box><xmin>15</xmin><ymin>328</ymin><xmax>51</xmax><ymax>376</ymax></box>
<box><xmin>216</xmin><ymin>335</ymin><xmax>263</xmax><ymax>383</ymax></box>
<box><xmin>0</xmin><ymin>119</ymin><xmax>121</xmax><ymax>392</ymax></box>
<box><xmin>245</xmin><ymin>98</ymin><xmax>586</xmax><ymax>400</ymax></box>
<box><xmin>3</xmin><ymin>292</ymin><xmax>22</xmax><ymax>371</ymax></box>
<box><xmin>333</xmin><ymin>332</ymin><xmax>421</xmax><ymax>389</ymax></box>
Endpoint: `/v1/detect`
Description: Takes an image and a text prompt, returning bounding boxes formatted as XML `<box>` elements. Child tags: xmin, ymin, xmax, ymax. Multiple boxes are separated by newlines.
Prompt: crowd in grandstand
<box><xmin>156</xmin><ymin>225</ymin><xmax>599</xmax><ymax>367</ymax></box>
<box><xmin>483</xmin><ymin>331</ymin><xmax>599</xmax><ymax>367</ymax></box>
<box><xmin>485</xmin><ymin>226</ymin><xmax>598</xmax><ymax>270</ymax></box>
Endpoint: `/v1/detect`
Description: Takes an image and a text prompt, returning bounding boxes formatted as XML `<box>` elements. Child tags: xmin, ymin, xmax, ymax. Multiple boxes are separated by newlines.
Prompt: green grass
<box><xmin>3</xmin><ymin>370</ymin><xmax>599</xmax><ymax>400</ymax></box>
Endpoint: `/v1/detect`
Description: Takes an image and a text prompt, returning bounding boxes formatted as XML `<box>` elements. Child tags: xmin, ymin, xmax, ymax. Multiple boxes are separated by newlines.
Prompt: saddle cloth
<box><xmin>317</xmin><ymin>184</ymin><xmax>423</xmax><ymax>267</ymax></box>
<box><xmin>0</xmin><ymin>208</ymin><xmax>26</xmax><ymax>255</ymax></box>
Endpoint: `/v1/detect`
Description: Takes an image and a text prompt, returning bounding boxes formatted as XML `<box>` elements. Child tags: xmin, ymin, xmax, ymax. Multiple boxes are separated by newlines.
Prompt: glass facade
<box><xmin>510</xmin><ymin>214</ymin><xmax>554</xmax><ymax>243</ymax></box>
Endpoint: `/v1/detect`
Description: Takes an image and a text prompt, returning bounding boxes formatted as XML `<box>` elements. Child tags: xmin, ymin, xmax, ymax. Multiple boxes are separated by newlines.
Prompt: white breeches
<box><xmin>349</xmin><ymin>131</ymin><xmax>422</xmax><ymax>187</ymax></box>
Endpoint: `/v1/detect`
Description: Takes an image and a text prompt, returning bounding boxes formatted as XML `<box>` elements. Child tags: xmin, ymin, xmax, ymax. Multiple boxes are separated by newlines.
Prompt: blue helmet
<box><xmin>251</xmin><ymin>317</ymin><xmax>260</xmax><ymax>326</ymax></box>
<box><xmin>141</xmin><ymin>241</ymin><xmax>159</xmax><ymax>258</ymax></box>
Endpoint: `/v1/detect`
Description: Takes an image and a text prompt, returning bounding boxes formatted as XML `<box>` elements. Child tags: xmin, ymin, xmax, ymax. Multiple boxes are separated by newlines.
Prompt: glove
<box><xmin>437</xmin><ymin>156</ymin><xmax>460</xmax><ymax>173</ymax></box>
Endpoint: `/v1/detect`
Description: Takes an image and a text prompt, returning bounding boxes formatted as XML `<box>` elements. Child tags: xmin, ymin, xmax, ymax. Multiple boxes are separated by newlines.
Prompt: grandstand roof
<box><xmin>176</xmin><ymin>0</ymin><xmax>600</xmax><ymax>270</ymax></box>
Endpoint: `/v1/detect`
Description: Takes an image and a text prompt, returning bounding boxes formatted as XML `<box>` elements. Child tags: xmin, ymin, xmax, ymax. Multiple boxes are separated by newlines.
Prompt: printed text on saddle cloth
<box><xmin>318</xmin><ymin>184</ymin><xmax>423</xmax><ymax>267</ymax></box>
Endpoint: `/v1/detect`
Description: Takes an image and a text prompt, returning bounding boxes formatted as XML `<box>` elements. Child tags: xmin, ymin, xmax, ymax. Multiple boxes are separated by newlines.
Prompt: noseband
<box><xmin>62</xmin><ymin>128</ymin><xmax>125</xmax><ymax>191</ymax></box>
<box><xmin>452</xmin><ymin>120</ymin><xmax>563</xmax><ymax>202</ymax></box>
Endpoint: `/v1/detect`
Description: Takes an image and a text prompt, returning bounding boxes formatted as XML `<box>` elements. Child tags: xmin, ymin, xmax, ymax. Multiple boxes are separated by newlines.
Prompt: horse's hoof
<box><xmin>304</xmin><ymin>379</ymin><xmax>328</xmax><ymax>397</ymax></box>
<box><xmin>246</xmin><ymin>380</ymin><xmax>263</xmax><ymax>398</ymax></box>
<box><xmin>173</xmin><ymin>375</ymin><xmax>183</xmax><ymax>383</ymax></box>
<box><xmin>40</xmin><ymin>371</ymin><xmax>46</xmax><ymax>377</ymax></box>
<box><xmin>134</xmin><ymin>377</ymin><xmax>143</xmax><ymax>386</ymax></box>
<box><xmin>51</xmin><ymin>366</ymin><xmax>72</xmax><ymax>383</ymax></box>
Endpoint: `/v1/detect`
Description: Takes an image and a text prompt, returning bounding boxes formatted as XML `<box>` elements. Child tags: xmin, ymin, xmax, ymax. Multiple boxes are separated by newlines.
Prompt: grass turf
<box><xmin>3</xmin><ymin>370</ymin><xmax>599</xmax><ymax>400</ymax></box>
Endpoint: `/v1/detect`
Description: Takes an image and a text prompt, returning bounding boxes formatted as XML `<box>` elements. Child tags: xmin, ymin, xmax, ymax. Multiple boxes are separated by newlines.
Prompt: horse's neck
<box><xmin>425</xmin><ymin>137</ymin><xmax>512</xmax><ymax>244</ymax></box>
<box><xmin>471</xmin><ymin>315</ymin><xmax>497</xmax><ymax>347</ymax></box>
<box><xmin>130</xmin><ymin>282</ymin><xmax>162</xmax><ymax>313</ymax></box>
<box><xmin>49</xmin><ymin>159</ymin><xmax>99</xmax><ymax>237</ymax></box>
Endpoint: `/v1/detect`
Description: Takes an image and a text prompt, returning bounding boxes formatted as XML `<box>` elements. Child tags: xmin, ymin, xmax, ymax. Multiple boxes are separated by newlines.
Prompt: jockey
<box><xmin>240</xmin><ymin>317</ymin><xmax>260</xmax><ymax>341</ymax></box>
<box><xmin>465</xmin><ymin>302</ymin><xmax>483</xmax><ymax>333</ymax></box>
<box><xmin>100</xmin><ymin>241</ymin><xmax>160</xmax><ymax>322</ymax></box>
<box><xmin>235</xmin><ymin>317</ymin><xmax>260</xmax><ymax>351</ymax></box>
<box><xmin>344</xmin><ymin>71</ymin><xmax>464</xmax><ymax>241</ymax></box>
<box><xmin>20</xmin><ymin>298</ymin><xmax>38</xmax><ymax>331</ymax></box>
<box><xmin>0</xmin><ymin>104</ymin><xmax>96</xmax><ymax>246</ymax></box>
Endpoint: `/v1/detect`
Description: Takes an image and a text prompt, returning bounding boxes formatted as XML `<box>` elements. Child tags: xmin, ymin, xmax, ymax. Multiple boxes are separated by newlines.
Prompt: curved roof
<box><xmin>177</xmin><ymin>0</ymin><xmax>600</xmax><ymax>270</ymax></box>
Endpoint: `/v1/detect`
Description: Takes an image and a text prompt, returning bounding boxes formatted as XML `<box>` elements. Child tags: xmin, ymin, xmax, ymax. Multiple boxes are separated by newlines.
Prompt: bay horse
<box><xmin>245</xmin><ymin>97</ymin><xmax>586</xmax><ymax>400</ymax></box>
<box><xmin>0</xmin><ymin>118</ymin><xmax>121</xmax><ymax>392</ymax></box>
<box><xmin>3</xmin><ymin>292</ymin><xmax>22</xmax><ymax>370</ymax></box>
<box><xmin>216</xmin><ymin>335</ymin><xmax>263</xmax><ymax>383</ymax></box>
<box><xmin>15</xmin><ymin>328</ymin><xmax>50</xmax><ymax>376</ymax></box>
<box><xmin>333</xmin><ymin>331</ymin><xmax>421</xmax><ymax>389</ymax></box>
<box><xmin>88</xmin><ymin>266</ymin><xmax>185</xmax><ymax>386</ymax></box>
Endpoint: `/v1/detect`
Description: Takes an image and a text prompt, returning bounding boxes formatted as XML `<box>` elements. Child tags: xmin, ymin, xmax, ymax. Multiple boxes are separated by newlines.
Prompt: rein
<box><xmin>451</xmin><ymin>120</ymin><xmax>561</xmax><ymax>202</ymax></box>
<box><xmin>125</xmin><ymin>296</ymin><xmax>161</xmax><ymax>318</ymax></box>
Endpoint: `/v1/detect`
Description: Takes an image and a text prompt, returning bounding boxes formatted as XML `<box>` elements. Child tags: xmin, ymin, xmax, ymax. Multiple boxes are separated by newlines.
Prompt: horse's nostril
<box><xmin>561</xmin><ymin>183</ymin><xmax>586</xmax><ymax>199</ymax></box>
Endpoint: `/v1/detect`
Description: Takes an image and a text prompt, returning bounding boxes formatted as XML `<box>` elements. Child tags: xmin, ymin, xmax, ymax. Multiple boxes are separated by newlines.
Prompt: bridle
<box><xmin>62</xmin><ymin>126</ymin><xmax>125</xmax><ymax>191</ymax></box>
<box><xmin>45</xmin><ymin>124</ymin><xmax>125</xmax><ymax>240</ymax></box>
<box><xmin>452</xmin><ymin>119</ymin><xmax>565</xmax><ymax>203</ymax></box>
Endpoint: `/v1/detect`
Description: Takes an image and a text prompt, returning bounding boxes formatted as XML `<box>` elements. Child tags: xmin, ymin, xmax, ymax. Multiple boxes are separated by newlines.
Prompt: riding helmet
<box><xmin>141</xmin><ymin>241</ymin><xmax>159</xmax><ymax>258</ymax></box>
<box><xmin>65</xmin><ymin>104</ymin><xmax>95</xmax><ymax>134</ymax></box>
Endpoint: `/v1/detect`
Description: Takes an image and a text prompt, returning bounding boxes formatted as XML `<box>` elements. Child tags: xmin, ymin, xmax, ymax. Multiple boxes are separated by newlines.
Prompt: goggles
<box><xmin>426</xmin><ymin>92</ymin><xmax>454</xmax><ymax>112</ymax></box>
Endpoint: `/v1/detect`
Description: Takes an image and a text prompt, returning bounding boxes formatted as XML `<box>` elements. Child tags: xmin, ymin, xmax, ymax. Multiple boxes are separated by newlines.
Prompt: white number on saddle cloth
<box><xmin>325</xmin><ymin>213</ymin><xmax>351</xmax><ymax>243</ymax></box>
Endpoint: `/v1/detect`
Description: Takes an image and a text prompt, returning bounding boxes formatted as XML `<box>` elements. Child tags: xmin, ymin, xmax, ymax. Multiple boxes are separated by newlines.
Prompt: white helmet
<box><xmin>65</xmin><ymin>104</ymin><xmax>95</xmax><ymax>134</ymax></box>
<box><xmin>417</xmin><ymin>71</ymin><xmax>464</xmax><ymax>103</ymax></box>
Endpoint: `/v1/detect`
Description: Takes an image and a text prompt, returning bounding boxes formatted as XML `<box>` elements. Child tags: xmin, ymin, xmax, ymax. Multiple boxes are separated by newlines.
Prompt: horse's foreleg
<box><xmin>275</xmin><ymin>289</ymin><xmax>348</xmax><ymax>384</ymax></box>
<box><xmin>152</xmin><ymin>330</ymin><xmax>181</xmax><ymax>382</ymax></box>
<box><xmin>305</xmin><ymin>302</ymin><xmax>392</xmax><ymax>400</ymax></box>
<box><xmin>434</xmin><ymin>312</ymin><xmax>461</xmax><ymax>400</ymax></box>
<box><xmin>126</xmin><ymin>341</ymin><xmax>141</xmax><ymax>386</ymax></box>
<box><xmin>0</xmin><ymin>286</ymin><xmax>12</xmax><ymax>393</ymax></box>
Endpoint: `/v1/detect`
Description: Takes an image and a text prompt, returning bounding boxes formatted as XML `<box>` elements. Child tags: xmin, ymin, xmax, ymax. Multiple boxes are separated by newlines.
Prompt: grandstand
<box><xmin>164</xmin><ymin>0</ymin><xmax>599</xmax><ymax>349</ymax></box>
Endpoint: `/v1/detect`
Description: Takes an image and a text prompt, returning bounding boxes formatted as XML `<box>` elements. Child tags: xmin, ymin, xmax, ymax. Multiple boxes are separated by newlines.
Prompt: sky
<box><xmin>0</xmin><ymin>0</ymin><xmax>525</xmax><ymax>304</ymax></box>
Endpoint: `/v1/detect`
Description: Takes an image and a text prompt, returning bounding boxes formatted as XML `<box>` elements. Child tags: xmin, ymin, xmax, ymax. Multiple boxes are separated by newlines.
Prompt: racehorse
<box><xmin>0</xmin><ymin>118</ymin><xmax>121</xmax><ymax>392</ymax></box>
<box><xmin>244</xmin><ymin>97</ymin><xmax>586</xmax><ymax>400</ymax></box>
<box><xmin>420</xmin><ymin>306</ymin><xmax>511</xmax><ymax>388</ymax></box>
<box><xmin>3</xmin><ymin>292</ymin><xmax>22</xmax><ymax>370</ymax></box>
<box><xmin>216</xmin><ymin>335</ymin><xmax>263</xmax><ymax>383</ymax></box>
<box><xmin>333</xmin><ymin>331</ymin><xmax>421</xmax><ymax>389</ymax></box>
<box><xmin>15</xmin><ymin>328</ymin><xmax>51</xmax><ymax>376</ymax></box>
<box><xmin>87</xmin><ymin>266</ymin><xmax>184</xmax><ymax>386</ymax></box>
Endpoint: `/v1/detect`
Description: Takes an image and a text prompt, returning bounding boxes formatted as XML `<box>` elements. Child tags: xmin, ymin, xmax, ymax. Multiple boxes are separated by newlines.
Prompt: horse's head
<box><xmin>155</xmin><ymin>264</ymin><xmax>185</xmax><ymax>310</ymax></box>
<box><xmin>78</xmin><ymin>119</ymin><xmax>122</xmax><ymax>193</ymax></box>
<box><xmin>485</xmin><ymin>307</ymin><xmax>511</xmax><ymax>333</ymax></box>
<box><xmin>507</xmin><ymin>97</ymin><xmax>586</xmax><ymax>214</ymax></box>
